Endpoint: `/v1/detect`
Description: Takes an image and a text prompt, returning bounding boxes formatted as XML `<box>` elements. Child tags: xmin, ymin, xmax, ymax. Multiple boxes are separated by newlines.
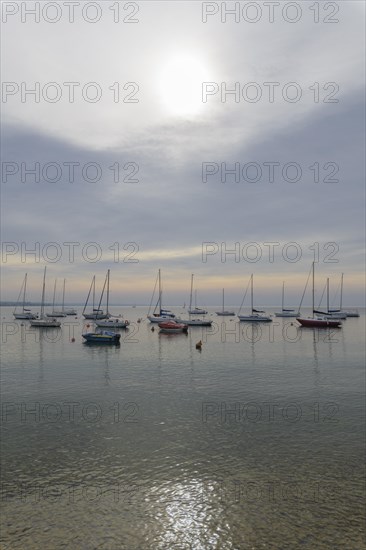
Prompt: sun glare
<box><xmin>158</xmin><ymin>54</ymin><xmax>210</xmax><ymax>117</ymax></box>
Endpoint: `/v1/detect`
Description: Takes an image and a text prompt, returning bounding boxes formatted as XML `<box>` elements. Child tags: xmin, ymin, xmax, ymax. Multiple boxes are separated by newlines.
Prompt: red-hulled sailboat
<box><xmin>296</xmin><ymin>263</ymin><xmax>342</xmax><ymax>329</ymax></box>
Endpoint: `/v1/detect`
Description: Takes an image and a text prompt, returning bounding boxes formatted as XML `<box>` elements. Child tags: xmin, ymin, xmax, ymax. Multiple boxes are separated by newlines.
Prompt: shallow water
<box><xmin>1</xmin><ymin>306</ymin><xmax>365</xmax><ymax>549</ymax></box>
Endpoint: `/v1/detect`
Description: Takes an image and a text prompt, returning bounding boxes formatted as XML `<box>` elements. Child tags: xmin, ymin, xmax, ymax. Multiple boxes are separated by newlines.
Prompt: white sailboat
<box><xmin>30</xmin><ymin>267</ymin><xmax>61</xmax><ymax>328</ymax></box>
<box><xmin>147</xmin><ymin>269</ymin><xmax>176</xmax><ymax>323</ymax></box>
<box><xmin>215</xmin><ymin>288</ymin><xmax>235</xmax><ymax>316</ymax></box>
<box><xmin>313</xmin><ymin>277</ymin><xmax>347</xmax><ymax>319</ymax></box>
<box><xmin>274</xmin><ymin>282</ymin><xmax>299</xmax><ymax>317</ymax></box>
<box><xmin>13</xmin><ymin>273</ymin><xmax>37</xmax><ymax>319</ymax></box>
<box><xmin>328</xmin><ymin>273</ymin><xmax>359</xmax><ymax>318</ymax></box>
<box><xmin>238</xmin><ymin>274</ymin><xmax>272</xmax><ymax>322</ymax></box>
<box><xmin>95</xmin><ymin>270</ymin><xmax>130</xmax><ymax>328</ymax></box>
<box><xmin>83</xmin><ymin>275</ymin><xmax>109</xmax><ymax>320</ymax></box>
<box><xmin>46</xmin><ymin>278</ymin><xmax>67</xmax><ymax>317</ymax></box>
<box><xmin>344</xmin><ymin>309</ymin><xmax>360</xmax><ymax>317</ymax></box>
<box><xmin>188</xmin><ymin>284</ymin><xmax>208</xmax><ymax>315</ymax></box>
<box><xmin>175</xmin><ymin>274</ymin><xmax>212</xmax><ymax>326</ymax></box>
<box><xmin>52</xmin><ymin>278</ymin><xmax>76</xmax><ymax>315</ymax></box>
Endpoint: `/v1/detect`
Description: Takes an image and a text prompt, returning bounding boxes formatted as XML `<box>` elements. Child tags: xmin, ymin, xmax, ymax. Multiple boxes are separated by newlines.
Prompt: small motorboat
<box><xmin>82</xmin><ymin>330</ymin><xmax>121</xmax><ymax>344</ymax></box>
<box><xmin>158</xmin><ymin>320</ymin><xmax>188</xmax><ymax>334</ymax></box>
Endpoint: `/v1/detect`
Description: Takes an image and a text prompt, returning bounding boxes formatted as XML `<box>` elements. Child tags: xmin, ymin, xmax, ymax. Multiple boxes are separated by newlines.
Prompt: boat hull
<box><xmin>95</xmin><ymin>318</ymin><xmax>129</xmax><ymax>328</ymax></box>
<box><xmin>313</xmin><ymin>310</ymin><xmax>347</xmax><ymax>320</ymax></box>
<box><xmin>188</xmin><ymin>309</ymin><xmax>208</xmax><ymax>315</ymax></box>
<box><xmin>274</xmin><ymin>311</ymin><xmax>299</xmax><ymax>318</ymax></box>
<box><xmin>216</xmin><ymin>311</ymin><xmax>235</xmax><ymax>316</ymax></box>
<box><xmin>238</xmin><ymin>315</ymin><xmax>272</xmax><ymax>322</ymax></box>
<box><xmin>83</xmin><ymin>313</ymin><xmax>109</xmax><ymax>320</ymax></box>
<box><xmin>323</xmin><ymin>313</ymin><xmax>347</xmax><ymax>320</ymax></box>
<box><xmin>13</xmin><ymin>313</ymin><xmax>37</xmax><ymax>320</ymax></box>
<box><xmin>175</xmin><ymin>318</ymin><xmax>213</xmax><ymax>326</ymax></box>
<box><xmin>158</xmin><ymin>321</ymin><xmax>188</xmax><ymax>333</ymax></box>
<box><xmin>82</xmin><ymin>331</ymin><xmax>121</xmax><ymax>343</ymax></box>
<box><xmin>30</xmin><ymin>318</ymin><xmax>61</xmax><ymax>327</ymax></box>
<box><xmin>296</xmin><ymin>317</ymin><xmax>342</xmax><ymax>328</ymax></box>
<box><xmin>148</xmin><ymin>314</ymin><xmax>176</xmax><ymax>323</ymax></box>
<box><xmin>46</xmin><ymin>312</ymin><xmax>67</xmax><ymax>318</ymax></box>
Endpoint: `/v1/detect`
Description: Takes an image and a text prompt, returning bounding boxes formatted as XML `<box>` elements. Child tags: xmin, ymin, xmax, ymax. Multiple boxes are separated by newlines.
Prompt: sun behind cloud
<box><xmin>157</xmin><ymin>53</ymin><xmax>211</xmax><ymax>117</ymax></box>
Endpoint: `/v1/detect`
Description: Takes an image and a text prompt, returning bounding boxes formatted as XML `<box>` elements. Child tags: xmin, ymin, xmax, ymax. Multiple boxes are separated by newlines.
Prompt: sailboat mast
<box><xmin>97</xmin><ymin>272</ymin><xmax>107</xmax><ymax>314</ymax></box>
<box><xmin>251</xmin><ymin>274</ymin><xmax>254</xmax><ymax>314</ymax></box>
<box><xmin>222</xmin><ymin>288</ymin><xmax>224</xmax><ymax>313</ymax></box>
<box><xmin>106</xmin><ymin>269</ymin><xmax>110</xmax><ymax>316</ymax></box>
<box><xmin>41</xmin><ymin>267</ymin><xmax>46</xmax><ymax>318</ymax></box>
<box><xmin>23</xmin><ymin>273</ymin><xmax>28</xmax><ymax>313</ymax></box>
<box><xmin>92</xmin><ymin>278</ymin><xmax>95</xmax><ymax>310</ymax></box>
<box><xmin>326</xmin><ymin>277</ymin><xmax>330</xmax><ymax>313</ymax></box>
<box><xmin>83</xmin><ymin>276</ymin><xmax>95</xmax><ymax>314</ymax></box>
<box><xmin>189</xmin><ymin>274</ymin><xmax>194</xmax><ymax>312</ymax></box>
<box><xmin>282</xmin><ymin>281</ymin><xmax>285</xmax><ymax>311</ymax></box>
<box><xmin>158</xmin><ymin>269</ymin><xmax>162</xmax><ymax>313</ymax></box>
<box><xmin>62</xmin><ymin>279</ymin><xmax>66</xmax><ymax>313</ymax></box>
<box><xmin>312</xmin><ymin>262</ymin><xmax>315</xmax><ymax>314</ymax></box>
<box><xmin>52</xmin><ymin>279</ymin><xmax>57</xmax><ymax>312</ymax></box>
<box><xmin>340</xmin><ymin>273</ymin><xmax>344</xmax><ymax>311</ymax></box>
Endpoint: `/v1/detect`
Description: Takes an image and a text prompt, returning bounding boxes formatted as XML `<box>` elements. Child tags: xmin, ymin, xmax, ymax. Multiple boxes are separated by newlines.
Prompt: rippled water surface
<box><xmin>1</xmin><ymin>307</ymin><xmax>365</xmax><ymax>549</ymax></box>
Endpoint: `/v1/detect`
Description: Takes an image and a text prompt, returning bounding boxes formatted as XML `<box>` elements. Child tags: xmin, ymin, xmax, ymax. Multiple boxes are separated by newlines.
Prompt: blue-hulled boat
<box><xmin>82</xmin><ymin>330</ymin><xmax>121</xmax><ymax>344</ymax></box>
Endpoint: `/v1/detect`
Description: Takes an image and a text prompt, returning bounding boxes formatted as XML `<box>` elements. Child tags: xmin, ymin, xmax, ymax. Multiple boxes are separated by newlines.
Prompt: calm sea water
<box><xmin>1</xmin><ymin>306</ymin><xmax>365</xmax><ymax>550</ymax></box>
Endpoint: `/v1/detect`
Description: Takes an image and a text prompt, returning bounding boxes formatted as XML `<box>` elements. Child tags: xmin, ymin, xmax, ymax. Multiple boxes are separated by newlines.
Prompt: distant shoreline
<box><xmin>0</xmin><ymin>302</ymin><xmax>142</xmax><ymax>307</ymax></box>
<box><xmin>1</xmin><ymin>302</ymin><xmax>363</xmax><ymax>309</ymax></box>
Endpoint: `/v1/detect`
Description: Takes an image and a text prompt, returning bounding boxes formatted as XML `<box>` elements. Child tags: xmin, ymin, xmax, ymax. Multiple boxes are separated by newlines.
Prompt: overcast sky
<box><xmin>1</xmin><ymin>1</ymin><xmax>365</xmax><ymax>307</ymax></box>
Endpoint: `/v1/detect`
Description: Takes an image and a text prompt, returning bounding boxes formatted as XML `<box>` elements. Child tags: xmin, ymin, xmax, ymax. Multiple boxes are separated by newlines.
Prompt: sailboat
<box><xmin>274</xmin><ymin>282</ymin><xmax>299</xmax><ymax>317</ymax></box>
<box><xmin>175</xmin><ymin>274</ymin><xmax>212</xmax><ymax>326</ymax></box>
<box><xmin>215</xmin><ymin>288</ymin><xmax>235</xmax><ymax>316</ymax></box>
<box><xmin>344</xmin><ymin>309</ymin><xmax>360</xmax><ymax>317</ymax></box>
<box><xmin>54</xmin><ymin>279</ymin><xmax>76</xmax><ymax>315</ymax></box>
<box><xmin>83</xmin><ymin>276</ymin><xmax>109</xmax><ymax>320</ymax></box>
<box><xmin>46</xmin><ymin>278</ymin><xmax>67</xmax><ymax>317</ymax></box>
<box><xmin>313</xmin><ymin>277</ymin><xmax>347</xmax><ymax>319</ymax></box>
<box><xmin>237</xmin><ymin>274</ymin><xmax>272</xmax><ymax>322</ymax></box>
<box><xmin>30</xmin><ymin>267</ymin><xmax>61</xmax><ymax>327</ymax></box>
<box><xmin>13</xmin><ymin>273</ymin><xmax>37</xmax><ymax>319</ymax></box>
<box><xmin>95</xmin><ymin>270</ymin><xmax>130</xmax><ymax>328</ymax></box>
<box><xmin>147</xmin><ymin>269</ymin><xmax>176</xmax><ymax>323</ymax></box>
<box><xmin>328</xmin><ymin>273</ymin><xmax>359</xmax><ymax>318</ymax></box>
<box><xmin>296</xmin><ymin>263</ymin><xmax>342</xmax><ymax>328</ymax></box>
<box><xmin>188</xmin><ymin>283</ymin><xmax>208</xmax><ymax>315</ymax></box>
